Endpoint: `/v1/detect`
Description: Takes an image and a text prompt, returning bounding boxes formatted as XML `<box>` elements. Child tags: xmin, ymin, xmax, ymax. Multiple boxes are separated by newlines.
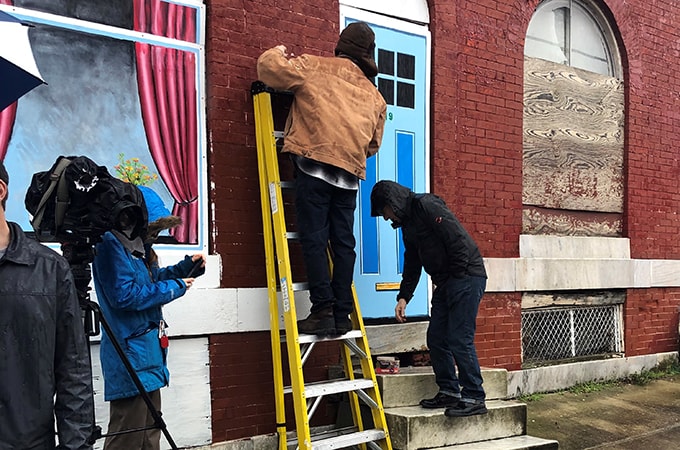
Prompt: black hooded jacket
<box><xmin>371</xmin><ymin>181</ymin><xmax>487</xmax><ymax>303</ymax></box>
<box><xmin>0</xmin><ymin>222</ymin><xmax>94</xmax><ymax>449</ymax></box>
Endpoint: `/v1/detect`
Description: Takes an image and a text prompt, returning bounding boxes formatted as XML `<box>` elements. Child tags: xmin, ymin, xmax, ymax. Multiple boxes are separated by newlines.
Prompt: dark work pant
<box><xmin>294</xmin><ymin>169</ymin><xmax>357</xmax><ymax>319</ymax></box>
<box><xmin>103</xmin><ymin>390</ymin><xmax>162</xmax><ymax>450</ymax></box>
<box><xmin>427</xmin><ymin>276</ymin><xmax>486</xmax><ymax>403</ymax></box>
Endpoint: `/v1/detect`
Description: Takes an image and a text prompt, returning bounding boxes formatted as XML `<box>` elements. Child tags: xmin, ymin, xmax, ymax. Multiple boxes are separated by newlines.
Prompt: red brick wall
<box><xmin>476</xmin><ymin>293</ymin><xmax>523</xmax><ymax>370</ymax></box>
<box><xmin>428</xmin><ymin>1</ymin><xmax>528</xmax><ymax>259</ymax></box>
<box><xmin>205</xmin><ymin>0</ymin><xmax>340</xmax><ymax>289</ymax></box>
<box><xmin>606</xmin><ymin>1</ymin><xmax>680</xmax><ymax>260</ymax></box>
<box><xmin>625</xmin><ymin>288</ymin><xmax>680</xmax><ymax>356</ymax></box>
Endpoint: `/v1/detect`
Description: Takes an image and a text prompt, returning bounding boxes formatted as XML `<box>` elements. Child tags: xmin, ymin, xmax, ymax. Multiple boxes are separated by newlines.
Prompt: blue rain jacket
<box><xmin>92</xmin><ymin>231</ymin><xmax>194</xmax><ymax>401</ymax></box>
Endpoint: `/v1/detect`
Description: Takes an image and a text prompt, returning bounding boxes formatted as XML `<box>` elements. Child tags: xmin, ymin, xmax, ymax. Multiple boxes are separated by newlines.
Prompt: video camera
<box><xmin>24</xmin><ymin>155</ymin><xmax>147</xmax><ymax>245</ymax></box>
<box><xmin>23</xmin><ymin>156</ymin><xmax>179</xmax><ymax>448</ymax></box>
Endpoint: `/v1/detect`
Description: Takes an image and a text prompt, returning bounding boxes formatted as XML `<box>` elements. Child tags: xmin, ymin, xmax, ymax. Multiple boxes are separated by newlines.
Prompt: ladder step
<box><xmin>277</xmin><ymin>281</ymin><xmax>309</xmax><ymax>292</ymax></box>
<box><xmin>285</xmin><ymin>231</ymin><xmax>300</xmax><ymax>240</ymax></box>
<box><xmin>297</xmin><ymin>329</ymin><xmax>362</xmax><ymax>344</ymax></box>
<box><xmin>287</xmin><ymin>427</ymin><xmax>386</xmax><ymax>450</ymax></box>
<box><xmin>283</xmin><ymin>378</ymin><xmax>374</xmax><ymax>397</ymax></box>
<box><xmin>312</xmin><ymin>429</ymin><xmax>386</xmax><ymax>450</ymax></box>
<box><xmin>280</xmin><ymin>180</ymin><xmax>295</xmax><ymax>189</ymax></box>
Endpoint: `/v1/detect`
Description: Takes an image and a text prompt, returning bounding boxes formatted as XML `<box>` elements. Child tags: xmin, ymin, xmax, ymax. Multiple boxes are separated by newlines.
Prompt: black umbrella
<box><xmin>0</xmin><ymin>10</ymin><xmax>45</xmax><ymax>111</ymax></box>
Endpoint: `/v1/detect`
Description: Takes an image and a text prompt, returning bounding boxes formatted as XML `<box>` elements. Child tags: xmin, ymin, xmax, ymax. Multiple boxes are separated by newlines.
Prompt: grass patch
<box><xmin>521</xmin><ymin>359</ymin><xmax>680</xmax><ymax>400</ymax></box>
<box><xmin>625</xmin><ymin>360</ymin><xmax>680</xmax><ymax>386</ymax></box>
<box><xmin>518</xmin><ymin>392</ymin><xmax>545</xmax><ymax>402</ymax></box>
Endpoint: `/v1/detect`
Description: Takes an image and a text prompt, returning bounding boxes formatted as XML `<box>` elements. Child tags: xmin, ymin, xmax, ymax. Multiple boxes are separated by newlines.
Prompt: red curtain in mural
<box><xmin>0</xmin><ymin>0</ymin><xmax>17</xmax><ymax>160</ymax></box>
<box><xmin>133</xmin><ymin>0</ymin><xmax>198</xmax><ymax>243</ymax></box>
<box><xmin>0</xmin><ymin>104</ymin><xmax>16</xmax><ymax>161</ymax></box>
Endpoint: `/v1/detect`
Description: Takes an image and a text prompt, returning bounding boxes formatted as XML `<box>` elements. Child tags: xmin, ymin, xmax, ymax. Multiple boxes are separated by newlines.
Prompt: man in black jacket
<box><xmin>0</xmin><ymin>161</ymin><xmax>95</xmax><ymax>448</ymax></box>
<box><xmin>370</xmin><ymin>180</ymin><xmax>488</xmax><ymax>417</ymax></box>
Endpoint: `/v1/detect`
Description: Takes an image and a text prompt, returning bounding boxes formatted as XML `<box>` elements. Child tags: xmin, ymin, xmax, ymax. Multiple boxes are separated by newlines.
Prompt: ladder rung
<box><xmin>283</xmin><ymin>378</ymin><xmax>374</xmax><ymax>397</ymax></box>
<box><xmin>291</xmin><ymin>281</ymin><xmax>308</xmax><ymax>291</ymax></box>
<box><xmin>312</xmin><ymin>429</ymin><xmax>386</xmax><ymax>450</ymax></box>
<box><xmin>277</xmin><ymin>281</ymin><xmax>308</xmax><ymax>292</ymax></box>
<box><xmin>285</xmin><ymin>231</ymin><xmax>300</xmax><ymax>240</ymax></box>
<box><xmin>296</xmin><ymin>329</ymin><xmax>362</xmax><ymax>344</ymax></box>
<box><xmin>287</xmin><ymin>427</ymin><xmax>386</xmax><ymax>450</ymax></box>
<box><xmin>280</xmin><ymin>181</ymin><xmax>295</xmax><ymax>189</ymax></box>
<box><xmin>274</xmin><ymin>130</ymin><xmax>285</xmax><ymax>138</ymax></box>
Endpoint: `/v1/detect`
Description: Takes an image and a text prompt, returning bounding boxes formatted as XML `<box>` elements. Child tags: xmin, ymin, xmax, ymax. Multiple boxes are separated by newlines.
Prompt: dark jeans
<box><xmin>294</xmin><ymin>169</ymin><xmax>357</xmax><ymax>319</ymax></box>
<box><xmin>427</xmin><ymin>275</ymin><xmax>486</xmax><ymax>403</ymax></box>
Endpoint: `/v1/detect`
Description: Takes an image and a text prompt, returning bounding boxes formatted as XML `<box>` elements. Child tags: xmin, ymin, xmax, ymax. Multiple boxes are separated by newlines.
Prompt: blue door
<box><xmin>344</xmin><ymin>15</ymin><xmax>429</xmax><ymax>318</ymax></box>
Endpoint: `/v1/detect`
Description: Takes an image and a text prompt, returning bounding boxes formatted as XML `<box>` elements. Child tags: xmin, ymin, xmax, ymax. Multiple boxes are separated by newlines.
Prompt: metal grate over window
<box><xmin>522</xmin><ymin>304</ymin><xmax>624</xmax><ymax>366</ymax></box>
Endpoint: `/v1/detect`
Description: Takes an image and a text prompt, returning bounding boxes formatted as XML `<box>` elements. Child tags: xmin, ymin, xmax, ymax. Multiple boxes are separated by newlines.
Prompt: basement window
<box><xmin>521</xmin><ymin>304</ymin><xmax>624</xmax><ymax>367</ymax></box>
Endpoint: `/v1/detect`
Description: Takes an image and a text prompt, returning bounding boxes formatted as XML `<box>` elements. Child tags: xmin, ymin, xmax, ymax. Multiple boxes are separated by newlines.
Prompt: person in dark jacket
<box><xmin>370</xmin><ymin>180</ymin><xmax>488</xmax><ymax>417</ymax></box>
<box><xmin>0</xmin><ymin>161</ymin><xmax>95</xmax><ymax>449</ymax></box>
<box><xmin>92</xmin><ymin>185</ymin><xmax>205</xmax><ymax>450</ymax></box>
<box><xmin>257</xmin><ymin>22</ymin><xmax>387</xmax><ymax>336</ymax></box>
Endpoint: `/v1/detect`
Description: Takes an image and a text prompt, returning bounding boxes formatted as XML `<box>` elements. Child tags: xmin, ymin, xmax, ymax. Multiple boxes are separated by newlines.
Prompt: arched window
<box><xmin>525</xmin><ymin>0</ymin><xmax>620</xmax><ymax>78</ymax></box>
<box><xmin>521</xmin><ymin>0</ymin><xmax>626</xmax><ymax>367</ymax></box>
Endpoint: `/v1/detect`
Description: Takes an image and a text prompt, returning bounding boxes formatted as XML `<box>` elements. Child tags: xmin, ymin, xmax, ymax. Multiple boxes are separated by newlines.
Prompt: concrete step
<box><xmin>377</xmin><ymin>367</ymin><xmax>508</xmax><ymax>408</ymax></box>
<box><xmin>441</xmin><ymin>435</ymin><xmax>559</xmax><ymax>449</ymax></box>
<box><xmin>385</xmin><ymin>400</ymin><xmax>526</xmax><ymax>450</ymax></box>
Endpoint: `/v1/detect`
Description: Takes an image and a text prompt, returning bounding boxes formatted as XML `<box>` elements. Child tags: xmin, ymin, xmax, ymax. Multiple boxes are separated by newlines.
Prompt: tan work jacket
<box><xmin>257</xmin><ymin>47</ymin><xmax>387</xmax><ymax>180</ymax></box>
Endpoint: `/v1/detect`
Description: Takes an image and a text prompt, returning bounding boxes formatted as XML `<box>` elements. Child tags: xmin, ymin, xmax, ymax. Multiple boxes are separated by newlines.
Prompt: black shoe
<box><xmin>335</xmin><ymin>317</ymin><xmax>353</xmax><ymax>335</ymax></box>
<box><xmin>419</xmin><ymin>392</ymin><xmax>460</xmax><ymax>409</ymax></box>
<box><xmin>297</xmin><ymin>307</ymin><xmax>335</xmax><ymax>336</ymax></box>
<box><xmin>445</xmin><ymin>400</ymin><xmax>488</xmax><ymax>417</ymax></box>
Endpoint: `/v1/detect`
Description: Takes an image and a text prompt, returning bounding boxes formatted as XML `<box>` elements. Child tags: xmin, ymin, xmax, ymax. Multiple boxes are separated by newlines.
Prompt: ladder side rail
<box><xmin>300</xmin><ymin>342</ymin><xmax>316</xmax><ymax>366</ymax></box>
<box><xmin>327</xmin><ymin>245</ymin><xmax>367</xmax><ymax>449</ymax></box>
<box><xmin>340</xmin><ymin>335</ymin><xmax>367</xmax><ymax>450</ymax></box>
<box><xmin>260</xmin><ymin>93</ymin><xmax>313</xmax><ymax>450</ymax></box>
<box><xmin>306</xmin><ymin>395</ymin><xmax>324</xmax><ymax>421</ymax></box>
<box><xmin>253</xmin><ymin>90</ymin><xmax>288</xmax><ymax>450</ymax></box>
<box><xmin>343</xmin><ymin>338</ymin><xmax>367</xmax><ymax>359</ymax></box>
<box><xmin>350</xmin><ymin>283</ymin><xmax>392</xmax><ymax>450</ymax></box>
<box><xmin>327</xmin><ymin>246</ymin><xmax>392</xmax><ymax>449</ymax></box>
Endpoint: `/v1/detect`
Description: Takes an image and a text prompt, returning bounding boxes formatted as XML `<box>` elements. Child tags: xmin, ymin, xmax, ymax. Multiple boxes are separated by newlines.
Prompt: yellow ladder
<box><xmin>251</xmin><ymin>81</ymin><xmax>392</xmax><ymax>450</ymax></box>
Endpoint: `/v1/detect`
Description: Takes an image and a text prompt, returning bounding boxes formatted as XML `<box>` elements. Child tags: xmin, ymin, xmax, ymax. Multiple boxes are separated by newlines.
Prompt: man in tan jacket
<box><xmin>257</xmin><ymin>22</ymin><xmax>387</xmax><ymax>336</ymax></box>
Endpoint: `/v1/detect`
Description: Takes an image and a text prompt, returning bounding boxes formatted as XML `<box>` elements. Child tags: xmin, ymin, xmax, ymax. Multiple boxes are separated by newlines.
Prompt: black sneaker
<box><xmin>297</xmin><ymin>307</ymin><xmax>335</xmax><ymax>336</ymax></box>
<box><xmin>444</xmin><ymin>400</ymin><xmax>488</xmax><ymax>417</ymax></box>
<box><xmin>335</xmin><ymin>317</ymin><xmax>353</xmax><ymax>335</ymax></box>
<box><xmin>419</xmin><ymin>392</ymin><xmax>460</xmax><ymax>409</ymax></box>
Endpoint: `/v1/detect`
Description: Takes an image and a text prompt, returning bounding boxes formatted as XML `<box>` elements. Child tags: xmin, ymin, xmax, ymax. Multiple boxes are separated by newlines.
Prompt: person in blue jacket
<box><xmin>92</xmin><ymin>185</ymin><xmax>205</xmax><ymax>450</ymax></box>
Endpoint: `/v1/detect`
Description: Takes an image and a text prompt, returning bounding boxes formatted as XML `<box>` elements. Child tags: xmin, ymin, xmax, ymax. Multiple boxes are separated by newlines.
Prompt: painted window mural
<box><xmin>0</xmin><ymin>0</ymin><xmax>205</xmax><ymax>245</ymax></box>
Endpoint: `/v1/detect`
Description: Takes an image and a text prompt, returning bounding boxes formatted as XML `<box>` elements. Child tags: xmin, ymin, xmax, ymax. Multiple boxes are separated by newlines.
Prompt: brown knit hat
<box><xmin>334</xmin><ymin>22</ymin><xmax>378</xmax><ymax>78</ymax></box>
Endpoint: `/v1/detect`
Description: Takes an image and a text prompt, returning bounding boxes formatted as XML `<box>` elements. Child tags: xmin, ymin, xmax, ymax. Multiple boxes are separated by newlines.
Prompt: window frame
<box><xmin>526</xmin><ymin>0</ymin><xmax>622</xmax><ymax>79</ymax></box>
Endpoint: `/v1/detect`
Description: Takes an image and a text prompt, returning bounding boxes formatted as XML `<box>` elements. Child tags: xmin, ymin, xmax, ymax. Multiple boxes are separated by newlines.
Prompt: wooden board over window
<box><xmin>523</xmin><ymin>56</ymin><xmax>624</xmax><ymax>236</ymax></box>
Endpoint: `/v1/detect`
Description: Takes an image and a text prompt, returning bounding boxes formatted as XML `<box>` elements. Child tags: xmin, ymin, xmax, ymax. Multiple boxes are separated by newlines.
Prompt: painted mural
<box><xmin>0</xmin><ymin>0</ymin><xmax>203</xmax><ymax>245</ymax></box>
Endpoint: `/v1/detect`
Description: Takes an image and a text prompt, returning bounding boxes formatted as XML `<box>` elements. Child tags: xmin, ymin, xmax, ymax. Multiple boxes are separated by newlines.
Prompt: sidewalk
<box><xmin>524</xmin><ymin>375</ymin><xmax>680</xmax><ymax>449</ymax></box>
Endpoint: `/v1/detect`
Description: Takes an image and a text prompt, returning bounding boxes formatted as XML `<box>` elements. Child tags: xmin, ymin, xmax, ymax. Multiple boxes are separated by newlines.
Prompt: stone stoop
<box><xmin>442</xmin><ymin>435</ymin><xmax>560</xmax><ymax>449</ymax></box>
<box><xmin>377</xmin><ymin>367</ymin><xmax>508</xmax><ymax>408</ymax></box>
<box><xmin>377</xmin><ymin>367</ymin><xmax>559</xmax><ymax>450</ymax></box>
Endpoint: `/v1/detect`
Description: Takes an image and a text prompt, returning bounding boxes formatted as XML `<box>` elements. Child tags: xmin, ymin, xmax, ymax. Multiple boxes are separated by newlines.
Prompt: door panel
<box><xmin>344</xmin><ymin>15</ymin><xmax>429</xmax><ymax>318</ymax></box>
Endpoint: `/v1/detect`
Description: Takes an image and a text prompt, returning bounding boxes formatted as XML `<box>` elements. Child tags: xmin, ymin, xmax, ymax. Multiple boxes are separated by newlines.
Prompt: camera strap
<box><xmin>30</xmin><ymin>157</ymin><xmax>72</xmax><ymax>238</ymax></box>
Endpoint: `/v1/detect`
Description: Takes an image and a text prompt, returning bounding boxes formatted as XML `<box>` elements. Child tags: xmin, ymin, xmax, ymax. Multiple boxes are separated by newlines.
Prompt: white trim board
<box><xmin>340</xmin><ymin>0</ymin><xmax>430</xmax><ymax>24</ymax></box>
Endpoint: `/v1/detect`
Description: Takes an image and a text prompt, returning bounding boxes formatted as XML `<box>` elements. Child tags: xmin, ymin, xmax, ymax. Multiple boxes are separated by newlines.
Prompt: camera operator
<box><xmin>92</xmin><ymin>185</ymin><xmax>205</xmax><ymax>450</ymax></box>
<box><xmin>0</xmin><ymin>161</ymin><xmax>95</xmax><ymax>449</ymax></box>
